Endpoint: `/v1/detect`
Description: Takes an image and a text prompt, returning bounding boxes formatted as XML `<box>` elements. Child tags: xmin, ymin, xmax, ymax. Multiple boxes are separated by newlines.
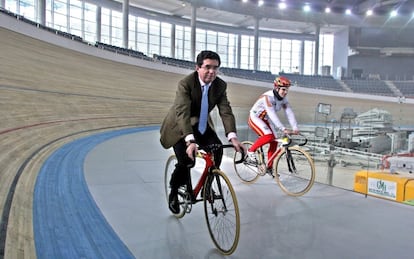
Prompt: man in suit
<box><xmin>160</xmin><ymin>50</ymin><xmax>244</xmax><ymax>214</ymax></box>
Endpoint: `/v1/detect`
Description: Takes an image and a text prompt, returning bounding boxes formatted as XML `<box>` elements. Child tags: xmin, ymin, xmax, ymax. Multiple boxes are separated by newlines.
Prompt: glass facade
<box><xmin>4</xmin><ymin>0</ymin><xmax>334</xmax><ymax>74</ymax></box>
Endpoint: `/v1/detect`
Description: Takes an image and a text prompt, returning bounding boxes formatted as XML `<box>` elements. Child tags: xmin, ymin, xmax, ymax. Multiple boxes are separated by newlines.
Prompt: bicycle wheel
<box><xmin>164</xmin><ymin>155</ymin><xmax>187</xmax><ymax>218</ymax></box>
<box><xmin>233</xmin><ymin>141</ymin><xmax>260</xmax><ymax>183</ymax></box>
<box><xmin>273</xmin><ymin>146</ymin><xmax>315</xmax><ymax>196</ymax></box>
<box><xmin>203</xmin><ymin>169</ymin><xmax>240</xmax><ymax>255</ymax></box>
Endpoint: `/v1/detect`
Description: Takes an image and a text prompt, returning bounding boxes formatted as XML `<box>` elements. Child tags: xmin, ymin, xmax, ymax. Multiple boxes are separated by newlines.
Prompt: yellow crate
<box><xmin>404</xmin><ymin>179</ymin><xmax>414</xmax><ymax>202</ymax></box>
<box><xmin>354</xmin><ymin>171</ymin><xmax>414</xmax><ymax>202</ymax></box>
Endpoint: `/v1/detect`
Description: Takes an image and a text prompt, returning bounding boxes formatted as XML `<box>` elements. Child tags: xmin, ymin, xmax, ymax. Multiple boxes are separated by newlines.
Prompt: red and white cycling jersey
<box><xmin>249</xmin><ymin>90</ymin><xmax>298</xmax><ymax>132</ymax></box>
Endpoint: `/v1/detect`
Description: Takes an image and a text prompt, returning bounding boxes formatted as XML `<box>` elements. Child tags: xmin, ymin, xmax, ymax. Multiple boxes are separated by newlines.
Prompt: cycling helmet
<box><xmin>274</xmin><ymin>76</ymin><xmax>291</xmax><ymax>88</ymax></box>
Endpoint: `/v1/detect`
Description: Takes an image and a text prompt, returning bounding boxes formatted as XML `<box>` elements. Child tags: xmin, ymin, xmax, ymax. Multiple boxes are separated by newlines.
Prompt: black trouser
<box><xmin>170</xmin><ymin>125</ymin><xmax>223</xmax><ymax>193</ymax></box>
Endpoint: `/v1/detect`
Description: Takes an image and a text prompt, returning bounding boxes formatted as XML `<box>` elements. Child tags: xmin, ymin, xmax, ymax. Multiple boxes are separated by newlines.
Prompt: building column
<box><xmin>190</xmin><ymin>4</ymin><xmax>196</xmax><ymax>61</ymax></box>
<box><xmin>314</xmin><ymin>24</ymin><xmax>320</xmax><ymax>75</ymax></box>
<box><xmin>123</xmin><ymin>0</ymin><xmax>129</xmax><ymax>48</ymax></box>
<box><xmin>171</xmin><ymin>23</ymin><xmax>176</xmax><ymax>58</ymax></box>
<box><xmin>37</xmin><ymin>0</ymin><xmax>46</xmax><ymax>25</ymax></box>
<box><xmin>300</xmin><ymin>40</ymin><xmax>305</xmax><ymax>74</ymax></box>
<box><xmin>0</xmin><ymin>0</ymin><xmax>5</xmax><ymax>9</ymax></box>
<box><xmin>96</xmin><ymin>6</ymin><xmax>101</xmax><ymax>43</ymax></box>
<box><xmin>237</xmin><ymin>34</ymin><xmax>241</xmax><ymax>69</ymax></box>
<box><xmin>253</xmin><ymin>17</ymin><xmax>260</xmax><ymax>71</ymax></box>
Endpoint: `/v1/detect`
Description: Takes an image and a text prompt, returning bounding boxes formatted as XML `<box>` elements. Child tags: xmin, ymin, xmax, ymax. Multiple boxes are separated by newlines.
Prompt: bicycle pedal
<box><xmin>257</xmin><ymin>164</ymin><xmax>267</xmax><ymax>176</ymax></box>
<box><xmin>185</xmin><ymin>204</ymin><xmax>192</xmax><ymax>213</ymax></box>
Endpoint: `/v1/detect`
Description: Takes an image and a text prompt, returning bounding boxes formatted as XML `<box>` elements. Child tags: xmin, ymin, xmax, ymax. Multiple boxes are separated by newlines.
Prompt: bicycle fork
<box><xmin>206</xmin><ymin>173</ymin><xmax>227</xmax><ymax>216</ymax></box>
<box><xmin>257</xmin><ymin>146</ymin><xmax>268</xmax><ymax>175</ymax></box>
<box><xmin>285</xmin><ymin>148</ymin><xmax>297</xmax><ymax>174</ymax></box>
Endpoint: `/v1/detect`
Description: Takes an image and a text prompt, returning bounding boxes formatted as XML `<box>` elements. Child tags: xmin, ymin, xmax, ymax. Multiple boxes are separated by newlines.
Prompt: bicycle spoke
<box><xmin>164</xmin><ymin>155</ymin><xmax>187</xmax><ymax>218</ymax></box>
<box><xmin>274</xmin><ymin>147</ymin><xmax>315</xmax><ymax>196</ymax></box>
<box><xmin>204</xmin><ymin>170</ymin><xmax>240</xmax><ymax>255</ymax></box>
<box><xmin>233</xmin><ymin>141</ymin><xmax>260</xmax><ymax>183</ymax></box>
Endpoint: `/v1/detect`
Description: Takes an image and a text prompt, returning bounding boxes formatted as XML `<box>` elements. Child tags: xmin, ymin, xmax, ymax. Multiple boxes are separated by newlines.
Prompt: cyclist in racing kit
<box><xmin>245</xmin><ymin>76</ymin><xmax>299</xmax><ymax>171</ymax></box>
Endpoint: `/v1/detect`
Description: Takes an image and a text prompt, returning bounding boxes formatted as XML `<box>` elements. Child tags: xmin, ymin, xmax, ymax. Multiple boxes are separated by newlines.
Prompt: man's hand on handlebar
<box><xmin>283</xmin><ymin>129</ymin><xmax>300</xmax><ymax>135</ymax></box>
<box><xmin>186</xmin><ymin>142</ymin><xmax>197</xmax><ymax>160</ymax></box>
<box><xmin>185</xmin><ymin>138</ymin><xmax>247</xmax><ymax>161</ymax></box>
<box><xmin>230</xmin><ymin>137</ymin><xmax>245</xmax><ymax>154</ymax></box>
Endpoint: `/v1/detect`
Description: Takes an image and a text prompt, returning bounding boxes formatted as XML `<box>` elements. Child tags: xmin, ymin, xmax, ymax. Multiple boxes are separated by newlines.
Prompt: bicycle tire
<box><xmin>203</xmin><ymin>169</ymin><xmax>240</xmax><ymax>255</ymax></box>
<box><xmin>233</xmin><ymin>141</ymin><xmax>260</xmax><ymax>183</ymax></box>
<box><xmin>273</xmin><ymin>146</ymin><xmax>315</xmax><ymax>196</ymax></box>
<box><xmin>164</xmin><ymin>155</ymin><xmax>187</xmax><ymax>218</ymax></box>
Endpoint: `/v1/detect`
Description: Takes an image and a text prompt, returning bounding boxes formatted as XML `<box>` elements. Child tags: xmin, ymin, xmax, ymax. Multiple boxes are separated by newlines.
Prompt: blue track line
<box><xmin>33</xmin><ymin>126</ymin><xmax>158</xmax><ymax>258</ymax></box>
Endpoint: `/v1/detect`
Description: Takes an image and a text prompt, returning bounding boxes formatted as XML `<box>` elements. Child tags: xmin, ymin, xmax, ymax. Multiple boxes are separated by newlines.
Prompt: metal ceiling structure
<box><xmin>119</xmin><ymin>0</ymin><xmax>414</xmax><ymax>35</ymax></box>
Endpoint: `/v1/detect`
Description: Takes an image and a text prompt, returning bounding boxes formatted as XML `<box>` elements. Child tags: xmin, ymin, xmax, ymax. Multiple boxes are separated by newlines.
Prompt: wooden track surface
<box><xmin>0</xmin><ymin>27</ymin><xmax>267</xmax><ymax>258</ymax></box>
<box><xmin>1</xmin><ymin>26</ymin><xmax>413</xmax><ymax>258</ymax></box>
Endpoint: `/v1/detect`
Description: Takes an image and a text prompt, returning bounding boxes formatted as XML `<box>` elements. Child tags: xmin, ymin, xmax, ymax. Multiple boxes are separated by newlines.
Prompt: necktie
<box><xmin>198</xmin><ymin>84</ymin><xmax>210</xmax><ymax>134</ymax></box>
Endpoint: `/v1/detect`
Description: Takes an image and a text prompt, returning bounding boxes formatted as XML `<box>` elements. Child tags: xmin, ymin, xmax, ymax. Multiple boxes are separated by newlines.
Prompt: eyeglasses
<box><xmin>200</xmin><ymin>65</ymin><xmax>220</xmax><ymax>72</ymax></box>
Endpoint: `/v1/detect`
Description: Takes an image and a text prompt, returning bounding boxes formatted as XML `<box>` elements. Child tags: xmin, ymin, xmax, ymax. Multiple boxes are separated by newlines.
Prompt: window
<box><xmin>240</xmin><ymin>35</ymin><xmax>254</xmax><ymax>70</ymax></box>
<box><xmin>319</xmin><ymin>34</ymin><xmax>334</xmax><ymax>75</ymax></box>
<box><xmin>304</xmin><ymin>40</ymin><xmax>315</xmax><ymax>75</ymax></box>
<box><xmin>160</xmin><ymin>22</ymin><xmax>171</xmax><ymax>56</ymax></box>
<box><xmin>291</xmin><ymin>40</ymin><xmax>301</xmax><ymax>73</ymax></box>
<box><xmin>101</xmin><ymin>8</ymin><xmax>111</xmax><ymax>44</ymax></box>
<box><xmin>5</xmin><ymin>0</ymin><xmax>17</xmax><ymax>13</ymax></box>
<box><xmin>218</xmin><ymin>32</ymin><xmax>229</xmax><ymax>66</ymax></box>
<box><xmin>20</xmin><ymin>0</ymin><xmax>35</xmax><ymax>20</ymax></box>
<box><xmin>84</xmin><ymin>3</ymin><xmax>96</xmax><ymax>43</ymax></box>
<box><xmin>259</xmin><ymin>37</ymin><xmax>271</xmax><ymax>72</ymax></box>
<box><xmin>175</xmin><ymin>25</ymin><xmax>184</xmax><ymax>59</ymax></box>
<box><xmin>4</xmin><ymin>0</ymin><xmax>335</xmax><ymax>76</ymax></box>
<box><xmin>270</xmin><ymin>38</ymin><xmax>281</xmax><ymax>74</ymax></box>
<box><xmin>137</xmin><ymin>17</ymin><xmax>148</xmax><ymax>54</ymax></box>
<box><xmin>183</xmin><ymin>27</ymin><xmax>192</xmax><ymax>61</ymax></box>
<box><xmin>227</xmin><ymin>33</ymin><xmax>237</xmax><ymax>68</ymax></box>
<box><xmin>54</xmin><ymin>0</ymin><xmax>68</xmax><ymax>32</ymax></box>
<box><xmin>69</xmin><ymin>0</ymin><xmax>82</xmax><ymax>37</ymax></box>
<box><xmin>206</xmin><ymin>30</ymin><xmax>217</xmax><ymax>52</ymax></box>
<box><xmin>128</xmin><ymin>15</ymin><xmax>137</xmax><ymax>50</ymax></box>
<box><xmin>280</xmin><ymin>39</ymin><xmax>292</xmax><ymax>73</ymax></box>
<box><xmin>196</xmin><ymin>28</ymin><xmax>206</xmax><ymax>52</ymax></box>
<box><xmin>148</xmin><ymin>19</ymin><xmax>160</xmax><ymax>56</ymax></box>
<box><xmin>111</xmin><ymin>10</ymin><xmax>122</xmax><ymax>46</ymax></box>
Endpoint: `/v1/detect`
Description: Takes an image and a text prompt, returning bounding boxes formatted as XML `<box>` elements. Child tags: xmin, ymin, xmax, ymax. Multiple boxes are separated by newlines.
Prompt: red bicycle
<box><xmin>164</xmin><ymin>144</ymin><xmax>243</xmax><ymax>255</ymax></box>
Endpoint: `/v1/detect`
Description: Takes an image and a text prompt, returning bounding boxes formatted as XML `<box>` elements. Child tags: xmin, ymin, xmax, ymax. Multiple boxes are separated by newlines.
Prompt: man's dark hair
<box><xmin>196</xmin><ymin>50</ymin><xmax>221</xmax><ymax>67</ymax></box>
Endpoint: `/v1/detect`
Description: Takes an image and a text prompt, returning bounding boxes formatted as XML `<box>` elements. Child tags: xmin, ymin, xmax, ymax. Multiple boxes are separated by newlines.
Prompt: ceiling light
<box><xmin>345</xmin><ymin>9</ymin><xmax>352</xmax><ymax>15</ymax></box>
<box><xmin>258</xmin><ymin>0</ymin><xmax>264</xmax><ymax>7</ymax></box>
<box><xmin>366</xmin><ymin>9</ymin><xmax>373</xmax><ymax>16</ymax></box>
<box><xmin>242</xmin><ymin>0</ymin><xmax>248</xmax><ymax>3</ymax></box>
<box><xmin>279</xmin><ymin>2</ymin><xmax>287</xmax><ymax>10</ymax></box>
<box><xmin>325</xmin><ymin>7</ymin><xmax>331</xmax><ymax>13</ymax></box>
<box><xmin>303</xmin><ymin>4</ymin><xmax>311</xmax><ymax>12</ymax></box>
<box><xmin>390</xmin><ymin>10</ymin><xmax>397</xmax><ymax>17</ymax></box>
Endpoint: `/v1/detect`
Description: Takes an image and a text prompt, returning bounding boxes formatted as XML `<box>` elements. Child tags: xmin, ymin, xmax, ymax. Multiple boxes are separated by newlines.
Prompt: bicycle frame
<box><xmin>256</xmin><ymin>134</ymin><xmax>305</xmax><ymax>173</ymax></box>
<box><xmin>259</xmin><ymin>142</ymin><xmax>282</xmax><ymax>168</ymax></box>
<box><xmin>187</xmin><ymin>144</ymin><xmax>243</xmax><ymax>203</ymax></box>
<box><xmin>189</xmin><ymin>151</ymin><xmax>215</xmax><ymax>202</ymax></box>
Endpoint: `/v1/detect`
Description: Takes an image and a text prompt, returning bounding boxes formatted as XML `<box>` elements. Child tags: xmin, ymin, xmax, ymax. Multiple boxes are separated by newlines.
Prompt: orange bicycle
<box><xmin>164</xmin><ymin>144</ymin><xmax>244</xmax><ymax>255</ymax></box>
<box><xmin>233</xmin><ymin>133</ymin><xmax>315</xmax><ymax>196</ymax></box>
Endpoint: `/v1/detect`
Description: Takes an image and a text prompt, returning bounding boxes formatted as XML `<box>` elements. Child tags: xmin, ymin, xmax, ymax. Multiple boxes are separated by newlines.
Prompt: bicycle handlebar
<box><xmin>299</xmin><ymin>134</ymin><xmax>308</xmax><ymax>146</ymax></box>
<box><xmin>278</xmin><ymin>133</ymin><xmax>308</xmax><ymax>147</ymax></box>
<box><xmin>187</xmin><ymin>143</ymin><xmax>244</xmax><ymax>168</ymax></box>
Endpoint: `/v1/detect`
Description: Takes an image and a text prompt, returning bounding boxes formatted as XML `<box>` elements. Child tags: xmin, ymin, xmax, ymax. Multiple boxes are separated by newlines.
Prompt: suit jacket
<box><xmin>160</xmin><ymin>71</ymin><xmax>237</xmax><ymax>149</ymax></box>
